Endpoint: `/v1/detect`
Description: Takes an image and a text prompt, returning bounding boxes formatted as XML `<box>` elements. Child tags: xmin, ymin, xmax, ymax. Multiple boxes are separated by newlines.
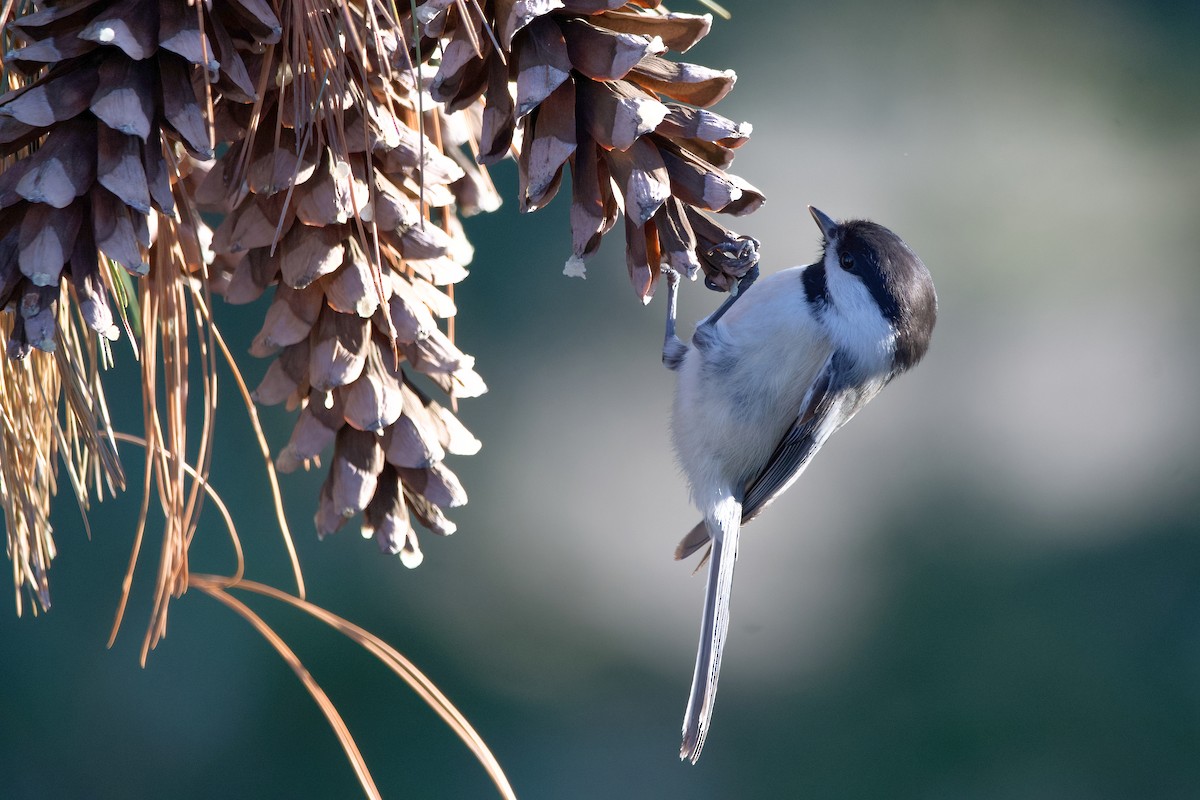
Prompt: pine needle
<box><xmin>193</xmin><ymin>578</ymin><xmax>383</xmax><ymax>800</ymax></box>
<box><xmin>199</xmin><ymin>303</ymin><xmax>306</xmax><ymax>599</ymax></box>
<box><xmin>191</xmin><ymin>574</ymin><xmax>518</xmax><ymax>800</ymax></box>
<box><xmin>696</xmin><ymin>0</ymin><xmax>732</xmax><ymax>20</ymax></box>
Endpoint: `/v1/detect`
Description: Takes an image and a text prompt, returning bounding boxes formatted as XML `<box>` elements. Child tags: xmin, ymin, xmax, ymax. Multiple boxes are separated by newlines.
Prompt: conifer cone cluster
<box><xmin>0</xmin><ymin>0</ymin><xmax>279</xmax><ymax>356</ymax></box>
<box><xmin>420</xmin><ymin>0</ymin><xmax>763</xmax><ymax>301</ymax></box>
<box><xmin>0</xmin><ymin>0</ymin><xmax>765</xmax><ymax>582</ymax></box>
<box><xmin>197</xmin><ymin>3</ymin><xmax>487</xmax><ymax>566</ymax></box>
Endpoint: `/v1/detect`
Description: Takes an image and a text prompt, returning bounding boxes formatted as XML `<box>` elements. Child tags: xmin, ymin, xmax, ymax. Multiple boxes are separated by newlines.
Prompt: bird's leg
<box><xmin>662</xmin><ymin>267</ymin><xmax>688</xmax><ymax>371</ymax></box>
<box><xmin>665</xmin><ymin>267</ymin><xmax>680</xmax><ymax>344</ymax></box>
<box><xmin>699</xmin><ymin>237</ymin><xmax>761</xmax><ymax>330</ymax></box>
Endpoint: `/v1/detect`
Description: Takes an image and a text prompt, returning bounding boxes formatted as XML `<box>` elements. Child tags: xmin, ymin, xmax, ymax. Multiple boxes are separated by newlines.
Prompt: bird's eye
<box><xmin>839</xmin><ymin>252</ymin><xmax>856</xmax><ymax>272</ymax></box>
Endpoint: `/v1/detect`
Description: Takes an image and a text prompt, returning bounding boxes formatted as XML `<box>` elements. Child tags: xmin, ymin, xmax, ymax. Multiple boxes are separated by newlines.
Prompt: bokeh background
<box><xmin>4</xmin><ymin>0</ymin><xmax>1200</xmax><ymax>797</ymax></box>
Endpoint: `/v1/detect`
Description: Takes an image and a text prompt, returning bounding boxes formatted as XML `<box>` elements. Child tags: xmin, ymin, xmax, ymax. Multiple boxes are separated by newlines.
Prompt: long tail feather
<box><xmin>680</xmin><ymin>507</ymin><xmax>741</xmax><ymax>763</ymax></box>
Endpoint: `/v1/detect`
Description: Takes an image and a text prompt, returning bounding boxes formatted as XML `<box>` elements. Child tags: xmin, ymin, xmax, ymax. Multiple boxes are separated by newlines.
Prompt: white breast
<box><xmin>671</xmin><ymin>267</ymin><xmax>834</xmax><ymax>507</ymax></box>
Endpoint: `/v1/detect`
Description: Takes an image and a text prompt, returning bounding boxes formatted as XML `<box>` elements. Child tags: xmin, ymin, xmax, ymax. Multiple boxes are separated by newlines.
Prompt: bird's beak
<box><xmin>808</xmin><ymin>206</ymin><xmax>838</xmax><ymax>241</ymax></box>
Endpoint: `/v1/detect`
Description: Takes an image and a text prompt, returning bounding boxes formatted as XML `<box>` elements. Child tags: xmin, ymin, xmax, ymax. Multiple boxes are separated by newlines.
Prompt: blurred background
<box><xmin>3</xmin><ymin>0</ymin><xmax>1200</xmax><ymax>797</ymax></box>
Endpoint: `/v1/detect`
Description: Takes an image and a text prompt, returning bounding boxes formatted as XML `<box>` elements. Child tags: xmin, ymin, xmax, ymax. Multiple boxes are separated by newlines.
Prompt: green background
<box><xmin>4</xmin><ymin>0</ymin><xmax>1200</xmax><ymax>797</ymax></box>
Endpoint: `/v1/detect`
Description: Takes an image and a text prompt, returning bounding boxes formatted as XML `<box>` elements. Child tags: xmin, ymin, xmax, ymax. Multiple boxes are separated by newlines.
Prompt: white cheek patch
<box><xmin>822</xmin><ymin>248</ymin><xmax>896</xmax><ymax>373</ymax></box>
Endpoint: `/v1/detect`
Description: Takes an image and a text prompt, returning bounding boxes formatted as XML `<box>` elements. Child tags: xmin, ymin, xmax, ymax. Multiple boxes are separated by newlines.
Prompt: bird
<box><xmin>661</xmin><ymin>206</ymin><xmax>938</xmax><ymax>763</ymax></box>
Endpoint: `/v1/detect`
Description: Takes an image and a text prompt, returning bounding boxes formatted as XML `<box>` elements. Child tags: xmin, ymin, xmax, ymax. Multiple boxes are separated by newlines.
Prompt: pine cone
<box><xmin>0</xmin><ymin>0</ymin><xmax>280</xmax><ymax>357</ymax></box>
<box><xmin>0</xmin><ymin>0</ymin><xmax>280</xmax><ymax>608</ymax></box>
<box><xmin>420</xmin><ymin>0</ymin><xmax>763</xmax><ymax>302</ymax></box>
<box><xmin>202</xmin><ymin>4</ymin><xmax>485</xmax><ymax>566</ymax></box>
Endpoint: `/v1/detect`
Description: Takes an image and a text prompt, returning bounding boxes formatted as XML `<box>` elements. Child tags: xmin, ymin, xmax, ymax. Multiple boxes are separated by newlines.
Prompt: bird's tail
<box><xmin>680</xmin><ymin>497</ymin><xmax>742</xmax><ymax>763</ymax></box>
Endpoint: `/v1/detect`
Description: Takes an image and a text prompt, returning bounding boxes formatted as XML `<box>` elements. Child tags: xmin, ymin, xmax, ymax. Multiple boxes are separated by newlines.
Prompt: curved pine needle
<box><xmin>188</xmin><ymin>271</ymin><xmax>306</xmax><ymax>600</ymax></box>
<box><xmin>193</xmin><ymin>579</ymin><xmax>382</xmax><ymax>800</ymax></box>
<box><xmin>109</xmin><ymin>433</ymin><xmax>245</xmax><ymax>586</ymax></box>
<box><xmin>696</xmin><ymin>0</ymin><xmax>732</xmax><ymax>20</ymax></box>
<box><xmin>191</xmin><ymin>574</ymin><xmax>518</xmax><ymax>800</ymax></box>
<box><xmin>106</xmin><ymin>430</ymin><xmax>156</xmax><ymax>648</ymax></box>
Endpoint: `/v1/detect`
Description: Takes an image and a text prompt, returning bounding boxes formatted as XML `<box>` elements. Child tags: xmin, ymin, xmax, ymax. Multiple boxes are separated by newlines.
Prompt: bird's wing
<box><xmin>674</xmin><ymin>521</ymin><xmax>711</xmax><ymax>561</ymax></box>
<box><xmin>740</xmin><ymin>353</ymin><xmax>879</xmax><ymax>524</ymax></box>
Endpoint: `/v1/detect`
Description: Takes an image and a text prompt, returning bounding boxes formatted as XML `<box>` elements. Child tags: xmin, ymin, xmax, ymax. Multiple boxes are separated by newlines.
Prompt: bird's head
<box><xmin>806</xmin><ymin>206</ymin><xmax>938</xmax><ymax>376</ymax></box>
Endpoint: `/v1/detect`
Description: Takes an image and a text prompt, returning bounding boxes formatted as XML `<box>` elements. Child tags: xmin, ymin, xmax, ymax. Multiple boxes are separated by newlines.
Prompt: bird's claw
<box><xmin>703</xmin><ymin>236</ymin><xmax>761</xmax><ymax>294</ymax></box>
<box><xmin>708</xmin><ymin>236</ymin><xmax>760</xmax><ymax>273</ymax></box>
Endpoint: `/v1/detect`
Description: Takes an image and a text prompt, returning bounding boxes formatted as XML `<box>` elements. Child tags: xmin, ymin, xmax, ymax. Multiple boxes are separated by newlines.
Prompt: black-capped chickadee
<box><xmin>663</xmin><ymin>206</ymin><xmax>938</xmax><ymax>763</ymax></box>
